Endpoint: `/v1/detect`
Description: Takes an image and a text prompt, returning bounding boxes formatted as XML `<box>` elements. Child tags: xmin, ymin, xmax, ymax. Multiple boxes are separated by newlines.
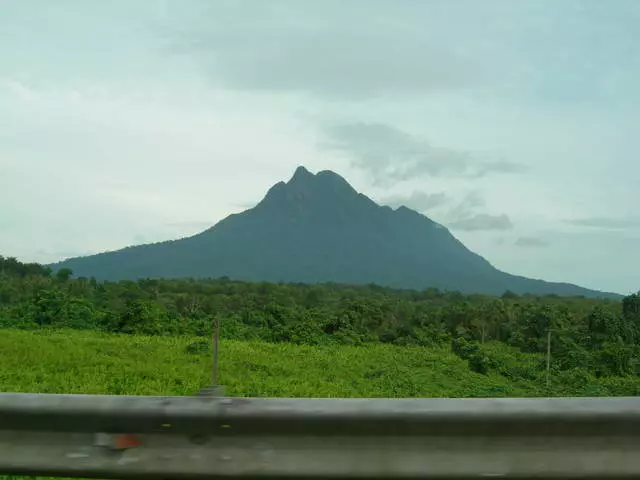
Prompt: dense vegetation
<box><xmin>1</xmin><ymin>255</ymin><xmax>639</xmax><ymax>388</ymax></box>
<box><xmin>0</xmin><ymin>329</ymin><xmax>532</xmax><ymax>397</ymax></box>
<box><xmin>50</xmin><ymin>167</ymin><xmax>615</xmax><ymax>298</ymax></box>
<box><xmin>1</xmin><ymin>256</ymin><xmax>639</xmax><ymax>480</ymax></box>
<box><xmin>3</xmin><ymin>327</ymin><xmax>640</xmax><ymax>399</ymax></box>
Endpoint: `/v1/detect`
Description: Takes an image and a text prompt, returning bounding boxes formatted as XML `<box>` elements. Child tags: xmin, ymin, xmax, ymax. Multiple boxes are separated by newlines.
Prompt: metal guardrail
<box><xmin>2</xmin><ymin>393</ymin><xmax>640</xmax><ymax>479</ymax></box>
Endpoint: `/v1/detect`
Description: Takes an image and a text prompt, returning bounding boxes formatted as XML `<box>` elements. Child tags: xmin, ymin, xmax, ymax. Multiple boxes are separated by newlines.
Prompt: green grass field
<box><xmin>3</xmin><ymin>328</ymin><xmax>640</xmax><ymax>399</ymax></box>
<box><xmin>0</xmin><ymin>328</ymin><xmax>534</xmax><ymax>398</ymax></box>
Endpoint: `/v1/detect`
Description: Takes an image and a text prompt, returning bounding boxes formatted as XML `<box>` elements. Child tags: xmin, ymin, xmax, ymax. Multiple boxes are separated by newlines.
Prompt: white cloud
<box><xmin>4</xmin><ymin>80</ymin><xmax>39</xmax><ymax>101</ymax></box>
<box><xmin>515</xmin><ymin>237</ymin><xmax>550</xmax><ymax>248</ymax></box>
<box><xmin>448</xmin><ymin>214</ymin><xmax>513</xmax><ymax>232</ymax></box>
<box><xmin>321</xmin><ymin>123</ymin><xmax>526</xmax><ymax>186</ymax></box>
<box><xmin>383</xmin><ymin>192</ymin><xmax>450</xmax><ymax>212</ymax></box>
<box><xmin>564</xmin><ymin>217</ymin><xmax>640</xmax><ymax>230</ymax></box>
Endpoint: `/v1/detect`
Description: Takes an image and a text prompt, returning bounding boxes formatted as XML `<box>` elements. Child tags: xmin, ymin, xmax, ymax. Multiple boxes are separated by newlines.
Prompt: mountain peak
<box><xmin>255</xmin><ymin>166</ymin><xmax>363</xmax><ymax>218</ymax></box>
<box><xmin>290</xmin><ymin>165</ymin><xmax>314</xmax><ymax>183</ymax></box>
<box><xmin>48</xmin><ymin>166</ymin><xmax>618</xmax><ymax>298</ymax></box>
<box><xmin>281</xmin><ymin>166</ymin><xmax>358</xmax><ymax>197</ymax></box>
<box><xmin>316</xmin><ymin>169</ymin><xmax>354</xmax><ymax>191</ymax></box>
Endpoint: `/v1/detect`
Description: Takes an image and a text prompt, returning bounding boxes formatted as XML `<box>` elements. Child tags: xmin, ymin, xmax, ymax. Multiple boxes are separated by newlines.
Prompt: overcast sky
<box><xmin>1</xmin><ymin>0</ymin><xmax>638</xmax><ymax>294</ymax></box>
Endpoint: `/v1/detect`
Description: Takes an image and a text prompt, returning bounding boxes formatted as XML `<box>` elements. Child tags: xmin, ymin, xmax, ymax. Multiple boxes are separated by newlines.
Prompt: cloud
<box><xmin>448</xmin><ymin>213</ymin><xmax>513</xmax><ymax>232</ymax></box>
<box><xmin>382</xmin><ymin>189</ymin><xmax>514</xmax><ymax>233</ymax></box>
<box><xmin>4</xmin><ymin>80</ymin><xmax>39</xmax><ymax>101</ymax></box>
<box><xmin>166</xmin><ymin>0</ymin><xmax>640</xmax><ymax>108</ymax></box>
<box><xmin>132</xmin><ymin>235</ymin><xmax>150</xmax><ymax>245</ymax></box>
<box><xmin>446</xmin><ymin>191</ymin><xmax>486</xmax><ymax>219</ymax></box>
<box><xmin>170</xmin><ymin>2</ymin><xmax>484</xmax><ymax>98</ymax></box>
<box><xmin>382</xmin><ymin>189</ymin><xmax>518</xmax><ymax>235</ymax></box>
<box><xmin>164</xmin><ymin>221</ymin><xmax>215</xmax><ymax>230</ymax></box>
<box><xmin>395</xmin><ymin>190</ymin><xmax>513</xmax><ymax>232</ymax></box>
<box><xmin>35</xmin><ymin>249</ymin><xmax>95</xmax><ymax>262</ymax></box>
<box><xmin>233</xmin><ymin>199</ymin><xmax>263</xmax><ymax>210</ymax></box>
<box><xmin>515</xmin><ymin>236</ymin><xmax>550</xmax><ymax>248</ymax></box>
<box><xmin>564</xmin><ymin>217</ymin><xmax>640</xmax><ymax>230</ymax></box>
<box><xmin>322</xmin><ymin>123</ymin><xmax>527</xmax><ymax>185</ymax></box>
<box><xmin>382</xmin><ymin>192</ymin><xmax>450</xmax><ymax>212</ymax></box>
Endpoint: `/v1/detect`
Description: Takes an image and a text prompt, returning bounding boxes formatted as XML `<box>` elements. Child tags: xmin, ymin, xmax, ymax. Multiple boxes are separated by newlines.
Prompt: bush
<box><xmin>185</xmin><ymin>340</ymin><xmax>210</xmax><ymax>355</ymax></box>
<box><xmin>453</xmin><ymin>338</ymin><xmax>542</xmax><ymax>380</ymax></box>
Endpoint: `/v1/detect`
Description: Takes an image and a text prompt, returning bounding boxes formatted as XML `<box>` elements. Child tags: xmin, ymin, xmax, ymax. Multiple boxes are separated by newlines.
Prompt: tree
<box><xmin>56</xmin><ymin>268</ymin><xmax>74</xmax><ymax>282</ymax></box>
<box><xmin>113</xmin><ymin>300</ymin><xmax>169</xmax><ymax>335</ymax></box>
<box><xmin>623</xmin><ymin>293</ymin><xmax>640</xmax><ymax>326</ymax></box>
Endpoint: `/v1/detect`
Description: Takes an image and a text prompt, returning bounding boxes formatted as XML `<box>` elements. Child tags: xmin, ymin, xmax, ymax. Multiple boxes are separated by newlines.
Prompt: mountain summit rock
<box><xmin>50</xmin><ymin>167</ymin><xmax>616</xmax><ymax>298</ymax></box>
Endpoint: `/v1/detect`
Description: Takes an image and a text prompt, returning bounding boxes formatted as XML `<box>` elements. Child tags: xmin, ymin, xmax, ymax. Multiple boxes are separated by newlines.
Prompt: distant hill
<box><xmin>50</xmin><ymin>166</ymin><xmax>619</xmax><ymax>298</ymax></box>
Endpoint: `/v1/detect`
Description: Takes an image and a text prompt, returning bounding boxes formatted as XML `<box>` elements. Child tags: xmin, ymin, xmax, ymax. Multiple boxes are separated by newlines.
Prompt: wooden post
<box><xmin>546</xmin><ymin>330</ymin><xmax>551</xmax><ymax>388</ymax></box>
<box><xmin>212</xmin><ymin>317</ymin><xmax>220</xmax><ymax>386</ymax></box>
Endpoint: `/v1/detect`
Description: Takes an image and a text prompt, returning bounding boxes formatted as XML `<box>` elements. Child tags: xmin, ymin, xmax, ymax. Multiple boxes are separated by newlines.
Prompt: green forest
<box><xmin>1</xmin><ymin>254</ymin><xmax>640</xmax><ymax>394</ymax></box>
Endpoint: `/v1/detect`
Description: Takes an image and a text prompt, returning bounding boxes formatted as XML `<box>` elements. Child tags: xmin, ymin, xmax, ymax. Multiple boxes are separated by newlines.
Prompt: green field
<box><xmin>1</xmin><ymin>328</ymin><xmax>530</xmax><ymax>398</ymax></box>
<box><xmin>2</xmin><ymin>328</ymin><xmax>640</xmax><ymax>399</ymax></box>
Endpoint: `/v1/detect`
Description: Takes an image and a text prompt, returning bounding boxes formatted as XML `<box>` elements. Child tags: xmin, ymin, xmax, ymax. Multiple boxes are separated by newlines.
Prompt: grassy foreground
<box><xmin>1</xmin><ymin>328</ymin><xmax>640</xmax><ymax>480</ymax></box>
<box><xmin>0</xmin><ymin>329</ymin><xmax>526</xmax><ymax>480</ymax></box>
<box><xmin>3</xmin><ymin>329</ymin><xmax>640</xmax><ymax>398</ymax></box>
<box><xmin>0</xmin><ymin>328</ymin><xmax>533</xmax><ymax>398</ymax></box>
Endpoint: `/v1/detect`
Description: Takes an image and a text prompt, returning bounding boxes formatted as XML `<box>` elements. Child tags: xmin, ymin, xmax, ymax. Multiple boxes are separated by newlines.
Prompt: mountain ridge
<box><xmin>49</xmin><ymin>166</ymin><xmax>621</xmax><ymax>299</ymax></box>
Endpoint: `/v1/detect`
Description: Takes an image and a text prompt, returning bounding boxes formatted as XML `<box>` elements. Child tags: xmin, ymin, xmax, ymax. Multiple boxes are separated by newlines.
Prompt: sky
<box><xmin>1</xmin><ymin>0</ymin><xmax>638</xmax><ymax>294</ymax></box>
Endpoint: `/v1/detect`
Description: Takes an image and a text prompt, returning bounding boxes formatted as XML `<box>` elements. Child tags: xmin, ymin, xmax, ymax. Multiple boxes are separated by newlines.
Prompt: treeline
<box><xmin>1</xmin><ymin>255</ymin><xmax>639</xmax><ymax>381</ymax></box>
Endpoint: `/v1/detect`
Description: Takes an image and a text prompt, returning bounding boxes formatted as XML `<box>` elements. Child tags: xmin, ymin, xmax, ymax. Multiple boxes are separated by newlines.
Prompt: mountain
<box><xmin>50</xmin><ymin>166</ymin><xmax>618</xmax><ymax>298</ymax></box>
